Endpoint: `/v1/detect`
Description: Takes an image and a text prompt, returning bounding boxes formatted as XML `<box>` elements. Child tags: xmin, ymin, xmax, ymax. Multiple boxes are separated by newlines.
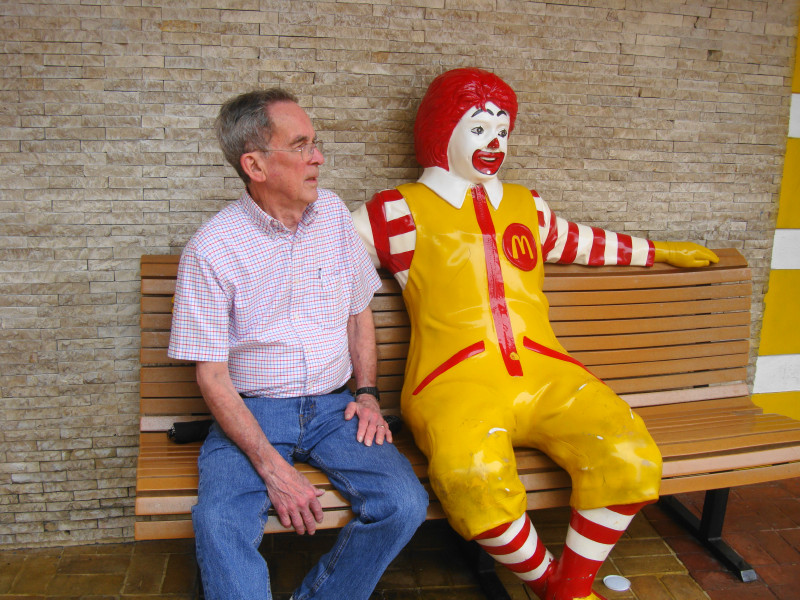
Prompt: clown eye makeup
<box><xmin>472</xmin><ymin>126</ymin><xmax>484</xmax><ymax>135</ymax></box>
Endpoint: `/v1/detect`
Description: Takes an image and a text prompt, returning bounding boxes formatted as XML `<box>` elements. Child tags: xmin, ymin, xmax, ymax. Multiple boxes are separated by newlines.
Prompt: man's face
<box><xmin>253</xmin><ymin>101</ymin><xmax>324</xmax><ymax>210</ymax></box>
<box><xmin>446</xmin><ymin>102</ymin><xmax>510</xmax><ymax>184</ymax></box>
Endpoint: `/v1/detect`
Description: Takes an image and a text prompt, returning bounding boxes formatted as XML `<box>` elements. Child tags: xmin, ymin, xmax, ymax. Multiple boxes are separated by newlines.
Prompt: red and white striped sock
<box><xmin>546</xmin><ymin>502</ymin><xmax>647</xmax><ymax>600</ymax></box>
<box><xmin>474</xmin><ymin>514</ymin><xmax>555</xmax><ymax>597</ymax></box>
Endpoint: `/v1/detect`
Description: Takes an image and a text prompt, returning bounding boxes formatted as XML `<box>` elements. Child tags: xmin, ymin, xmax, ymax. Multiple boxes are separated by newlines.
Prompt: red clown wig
<box><xmin>414</xmin><ymin>68</ymin><xmax>518</xmax><ymax>171</ymax></box>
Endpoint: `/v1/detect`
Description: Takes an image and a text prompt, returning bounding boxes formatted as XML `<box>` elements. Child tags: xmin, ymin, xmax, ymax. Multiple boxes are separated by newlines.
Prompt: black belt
<box><xmin>243</xmin><ymin>384</ymin><xmax>349</xmax><ymax>399</ymax></box>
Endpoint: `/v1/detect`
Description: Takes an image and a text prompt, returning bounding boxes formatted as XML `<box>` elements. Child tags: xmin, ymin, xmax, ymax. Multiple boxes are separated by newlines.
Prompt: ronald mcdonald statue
<box><xmin>351</xmin><ymin>68</ymin><xmax>718</xmax><ymax>600</ymax></box>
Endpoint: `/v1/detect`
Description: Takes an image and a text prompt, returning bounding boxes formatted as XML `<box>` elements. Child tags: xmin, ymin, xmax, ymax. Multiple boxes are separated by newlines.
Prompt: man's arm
<box><xmin>195</xmin><ymin>361</ymin><xmax>325</xmax><ymax>535</ymax></box>
<box><xmin>343</xmin><ymin>306</ymin><xmax>392</xmax><ymax>446</ymax></box>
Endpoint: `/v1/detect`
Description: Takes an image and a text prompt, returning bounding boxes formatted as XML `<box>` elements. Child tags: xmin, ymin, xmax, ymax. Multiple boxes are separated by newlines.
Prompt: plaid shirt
<box><xmin>168</xmin><ymin>189</ymin><xmax>381</xmax><ymax>398</ymax></box>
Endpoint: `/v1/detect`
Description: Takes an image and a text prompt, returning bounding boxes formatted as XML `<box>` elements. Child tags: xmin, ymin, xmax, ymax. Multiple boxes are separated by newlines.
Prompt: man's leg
<box><xmin>291</xmin><ymin>392</ymin><xmax>428</xmax><ymax>600</ymax></box>
<box><xmin>191</xmin><ymin>421</ymin><xmax>278</xmax><ymax>600</ymax></box>
<box><xmin>192</xmin><ymin>397</ymin><xmax>307</xmax><ymax>600</ymax></box>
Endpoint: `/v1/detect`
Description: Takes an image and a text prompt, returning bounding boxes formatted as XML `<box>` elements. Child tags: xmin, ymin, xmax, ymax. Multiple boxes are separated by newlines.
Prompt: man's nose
<box><xmin>488</xmin><ymin>138</ymin><xmax>500</xmax><ymax>149</ymax></box>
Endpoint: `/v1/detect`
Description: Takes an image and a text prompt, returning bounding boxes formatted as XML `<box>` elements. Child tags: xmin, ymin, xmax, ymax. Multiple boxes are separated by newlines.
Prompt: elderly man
<box><xmin>352</xmin><ymin>68</ymin><xmax>717</xmax><ymax>600</ymax></box>
<box><xmin>169</xmin><ymin>88</ymin><xmax>428</xmax><ymax>600</ymax></box>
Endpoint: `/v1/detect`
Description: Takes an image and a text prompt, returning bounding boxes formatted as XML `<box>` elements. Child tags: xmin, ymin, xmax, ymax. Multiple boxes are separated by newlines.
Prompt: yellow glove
<box><xmin>653</xmin><ymin>241</ymin><xmax>719</xmax><ymax>268</ymax></box>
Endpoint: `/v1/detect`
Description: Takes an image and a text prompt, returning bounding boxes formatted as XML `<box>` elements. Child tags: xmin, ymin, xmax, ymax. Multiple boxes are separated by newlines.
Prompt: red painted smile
<box><xmin>472</xmin><ymin>150</ymin><xmax>505</xmax><ymax>175</ymax></box>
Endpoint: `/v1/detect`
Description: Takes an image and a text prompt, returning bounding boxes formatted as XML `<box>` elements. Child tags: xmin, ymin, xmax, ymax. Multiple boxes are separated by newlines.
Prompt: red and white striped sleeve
<box><xmin>533</xmin><ymin>190</ymin><xmax>654</xmax><ymax>267</ymax></box>
<box><xmin>351</xmin><ymin>189</ymin><xmax>417</xmax><ymax>288</ymax></box>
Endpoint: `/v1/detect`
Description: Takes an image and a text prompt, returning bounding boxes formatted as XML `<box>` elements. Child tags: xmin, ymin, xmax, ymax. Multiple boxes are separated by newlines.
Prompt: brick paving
<box><xmin>644</xmin><ymin>478</ymin><xmax>800</xmax><ymax>600</ymax></box>
<box><xmin>1</xmin><ymin>479</ymin><xmax>798</xmax><ymax>599</ymax></box>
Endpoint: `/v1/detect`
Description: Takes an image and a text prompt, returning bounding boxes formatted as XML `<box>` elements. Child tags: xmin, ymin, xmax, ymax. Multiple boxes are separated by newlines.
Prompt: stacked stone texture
<box><xmin>0</xmin><ymin>0</ymin><xmax>796</xmax><ymax>548</ymax></box>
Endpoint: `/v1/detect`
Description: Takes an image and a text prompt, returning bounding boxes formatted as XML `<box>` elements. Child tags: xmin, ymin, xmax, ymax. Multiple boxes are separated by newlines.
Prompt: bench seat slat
<box><xmin>659</xmin><ymin>462</ymin><xmax>800</xmax><ymax>496</ymax></box>
<box><xmin>622</xmin><ymin>386</ymin><xmax>751</xmax><ymax>409</ymax></box>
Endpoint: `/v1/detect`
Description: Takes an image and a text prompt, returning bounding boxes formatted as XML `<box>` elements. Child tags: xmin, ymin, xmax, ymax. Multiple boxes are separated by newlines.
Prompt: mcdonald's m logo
<box><xmin>502</xmin><ymin>223</ymin><xmax>538</xmax><ymax>271</ymax></box>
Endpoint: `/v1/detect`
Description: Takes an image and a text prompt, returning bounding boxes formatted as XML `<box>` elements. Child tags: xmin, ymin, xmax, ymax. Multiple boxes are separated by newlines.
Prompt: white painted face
<box><xmin>446</xmin><ymin>101</ymin><xmax>510</xmax><ymax>184</ymax></box>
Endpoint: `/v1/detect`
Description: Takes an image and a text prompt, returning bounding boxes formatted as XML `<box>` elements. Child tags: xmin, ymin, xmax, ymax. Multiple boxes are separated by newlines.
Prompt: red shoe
<box><xmin>544</xmin><ymin>585</ymin><xmax>607</xmax><ymax>600</ymax></box>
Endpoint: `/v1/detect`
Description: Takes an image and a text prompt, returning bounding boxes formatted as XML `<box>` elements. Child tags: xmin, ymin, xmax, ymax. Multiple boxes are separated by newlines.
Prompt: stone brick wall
<box><xmin>1</xmin><ymin>0</ymin><xmax>797</xmax><ymax>548</ymax></box>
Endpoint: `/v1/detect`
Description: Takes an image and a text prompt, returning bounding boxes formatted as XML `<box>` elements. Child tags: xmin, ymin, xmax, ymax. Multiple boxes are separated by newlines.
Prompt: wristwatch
<box><xmin>355</xmin><ymin>386</ymin><xmax>380</xmax><ymax>402</ymax></box>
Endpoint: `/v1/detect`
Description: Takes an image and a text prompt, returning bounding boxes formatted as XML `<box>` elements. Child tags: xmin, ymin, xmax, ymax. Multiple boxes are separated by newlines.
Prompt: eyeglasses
<box><xmin>258</xmin><ymin>139</ymin><xmax>323</xmax><ymax>162</ymax></box>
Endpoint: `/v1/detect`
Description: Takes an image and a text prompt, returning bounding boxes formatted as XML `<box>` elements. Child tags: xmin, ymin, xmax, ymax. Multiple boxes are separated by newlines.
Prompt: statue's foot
<box><xmin>546</xmin><ymin>592</ymin><xmax>607</xmax><ymax>600</ymax></box>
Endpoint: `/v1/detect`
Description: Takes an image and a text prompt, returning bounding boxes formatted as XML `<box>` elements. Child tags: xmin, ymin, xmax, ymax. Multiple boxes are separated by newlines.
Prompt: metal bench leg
<box><xmin>659</xmin><ymin>488</ymin><xmax>757</xmax><ymax>582</ymax></box>
<box><xmin>459</xmin><ymin>538</ymin><xmax>513</xmax><ymax>600</ymax></box>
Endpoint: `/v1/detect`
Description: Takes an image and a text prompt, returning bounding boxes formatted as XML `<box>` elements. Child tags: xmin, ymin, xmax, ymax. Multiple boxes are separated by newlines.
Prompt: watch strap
<box><xmin>355</xmin><ymin>386</ymin><xmax>380</xmax><ymax>402</ymax></box>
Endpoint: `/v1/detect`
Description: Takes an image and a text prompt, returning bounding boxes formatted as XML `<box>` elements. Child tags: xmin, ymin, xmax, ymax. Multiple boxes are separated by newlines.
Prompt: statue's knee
<box><xmin>430</xmin><ymin>453</ymin><xmax>517</xmax><ymax>501</ymax></box>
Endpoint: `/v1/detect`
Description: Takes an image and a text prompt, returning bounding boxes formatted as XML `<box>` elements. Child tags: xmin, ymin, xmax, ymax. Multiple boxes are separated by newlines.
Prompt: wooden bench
<box><xmin>136</xmin><ymin>249</ymin><xmax>800</xmax><ymax>589</ymax></box>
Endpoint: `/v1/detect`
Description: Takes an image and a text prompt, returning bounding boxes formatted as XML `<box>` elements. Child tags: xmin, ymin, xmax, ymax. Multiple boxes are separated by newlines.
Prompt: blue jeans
<box><xmin>192</xmin><ymin>391</ymin><xmax>428</xmax><ymax>600</ymax></box>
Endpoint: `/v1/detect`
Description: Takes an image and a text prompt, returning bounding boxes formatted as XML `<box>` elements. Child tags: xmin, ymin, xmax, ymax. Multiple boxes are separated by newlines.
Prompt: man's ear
<box><xmin>240</xmin><ymin>152</ymin><xmax>267</xmax><ymax>183</ymax></box>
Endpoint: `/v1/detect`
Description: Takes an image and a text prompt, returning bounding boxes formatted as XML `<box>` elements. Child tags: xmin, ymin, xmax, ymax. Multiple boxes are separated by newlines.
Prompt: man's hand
<box><xmin>653</xmin><ymin>241</ymin><xmax>719</xmax><ymax>268</ymax></box>
<box><xmin>195</xmin><ymin>362</ymin><xmax>325</xmax><ymax>536</ymax></box>
<box><xmin>262</xmin><ymin>457</ymin><xmax>325</xmax><ymax>535</ymax></box>
<box><xmin>344</xmin><ymin>393</ymin><xmax>393</xmax><ymax>447</ymax></box>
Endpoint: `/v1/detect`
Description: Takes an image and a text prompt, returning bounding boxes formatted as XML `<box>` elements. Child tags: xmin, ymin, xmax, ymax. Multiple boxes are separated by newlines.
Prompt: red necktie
<box><xmin>471</xmin><ymin>185</ymin><xmax>523</xmax><ymax>377</ymax></box>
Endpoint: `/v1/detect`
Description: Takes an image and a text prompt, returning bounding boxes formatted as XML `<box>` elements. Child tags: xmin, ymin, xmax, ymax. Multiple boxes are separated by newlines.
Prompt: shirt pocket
<box><xmin>305</xmin><ymin>263</ymin><xmax>347</xmax><ymax>328</ymax></box>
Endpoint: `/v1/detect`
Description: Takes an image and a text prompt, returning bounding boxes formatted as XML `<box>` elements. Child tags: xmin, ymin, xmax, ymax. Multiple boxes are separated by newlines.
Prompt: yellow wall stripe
<box><xmin>757</xmin><ymin>271</ymin><xmax>800</xmax><ymax>356</ymax></box>
<box><xmin>752</xmin><ymin>392</ymin><xmax>800</xmax><ymax>421</ymax></box>
<box><xmin>777</xmin><ymin>138</ymin><xmax>800</xmax><ymax>228</ymax></box>
<box><xmin>753</xmin><ymin>20</ymin><xmax>800</xmax><ymax>419</ymax></box>
<box><xmin>795</xmin><ymin>39</ymin><xmax>800</xmax><ymax>93</ymax></box>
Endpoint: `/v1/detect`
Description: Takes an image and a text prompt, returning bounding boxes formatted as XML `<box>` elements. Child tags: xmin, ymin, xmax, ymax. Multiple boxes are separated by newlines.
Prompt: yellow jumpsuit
<box><xmin>397</xmin><ymin>182</ymin><xmax>662</xmax><ymax>540</ymax></box>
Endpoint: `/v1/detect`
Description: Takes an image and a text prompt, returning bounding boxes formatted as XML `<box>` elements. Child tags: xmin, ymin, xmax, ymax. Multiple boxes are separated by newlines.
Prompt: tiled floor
<box><xmin>644</xmin><ymin>478</ymin><xmax>800</xmax><ymax>600</ymax></box>
<box><xmin>1</xmin><ymin>479</ymin><xmax>798</xmax><ymax>599</ymax></box>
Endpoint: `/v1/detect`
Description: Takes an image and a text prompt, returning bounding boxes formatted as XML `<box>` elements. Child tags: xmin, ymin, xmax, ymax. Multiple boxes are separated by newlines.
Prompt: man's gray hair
<box><xmin>215</xmin><ymin>88</ymin><xmax>298</xmax><ymax>184</ymax></box>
